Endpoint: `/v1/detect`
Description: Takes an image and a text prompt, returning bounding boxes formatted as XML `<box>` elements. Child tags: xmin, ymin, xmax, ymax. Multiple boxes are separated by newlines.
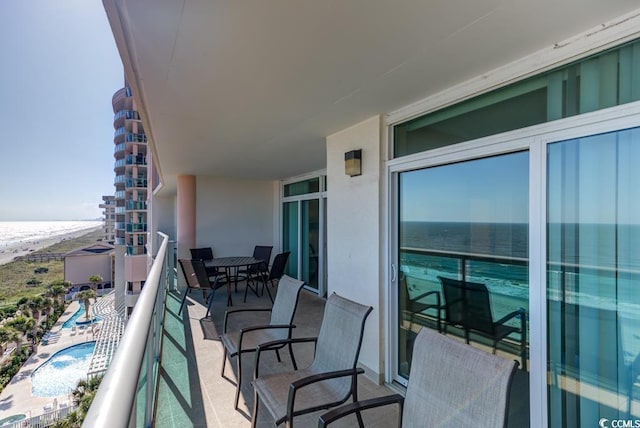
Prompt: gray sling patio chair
<box><xmin>220</xmin><ymin>275</ymin><xmax>305</xmax><ymax>410</ymax></box>
<box><xmin>318</xmin><ymin>327</ymin><xmax>518</xmax><ymax>428</ymax></box>
<box><xmin>251</xmin><ymin>293</ymin><xmax>373</xmax><ymax>428</ymax></box>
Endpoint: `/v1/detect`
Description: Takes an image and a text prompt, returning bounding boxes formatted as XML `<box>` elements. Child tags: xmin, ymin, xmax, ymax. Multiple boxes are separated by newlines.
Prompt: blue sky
<box><xmin>0</xmin><ymin>1</ymin><xmax>123</xmax><ymax>221</ymax></box>
<box><xmin>400</xmin><ymin>152</ymin><xmax>529</xmax><ymax>223</ymax></box>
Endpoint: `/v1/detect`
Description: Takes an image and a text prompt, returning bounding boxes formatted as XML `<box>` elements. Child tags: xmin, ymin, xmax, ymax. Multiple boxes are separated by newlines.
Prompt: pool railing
<box><xmin>82</xmin><ymin>232</ymin><xmax>174</xmax><ymax>428</ymax></box>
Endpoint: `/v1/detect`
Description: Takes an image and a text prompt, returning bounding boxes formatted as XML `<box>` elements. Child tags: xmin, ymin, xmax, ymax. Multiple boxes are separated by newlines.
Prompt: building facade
<box><xmin>99</xmin><ymin>195</ymin><xmax>116</xmax><ymax>244</ymax></box>
<box><xmin>111</xmin><ymin>84</ymin><xmax>149</xmax><ymax>317</ymax></box>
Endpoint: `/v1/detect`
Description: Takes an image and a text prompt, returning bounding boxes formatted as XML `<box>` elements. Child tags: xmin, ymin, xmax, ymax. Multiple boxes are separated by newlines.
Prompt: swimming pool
<box><xmin>31</xmin><ymin>342</ymin><xmax>95</xmax><ymax>397</ymax></box>
<box><xmin>61</xmin><ymin>306</ymin><xmax>98</xmax><ymax>329</ymax></box>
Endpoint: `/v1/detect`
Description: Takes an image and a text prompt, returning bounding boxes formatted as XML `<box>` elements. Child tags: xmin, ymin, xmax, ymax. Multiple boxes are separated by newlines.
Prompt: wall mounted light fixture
<box><xmin>344</xmin><ymin>149</ymin><xmax>362</xmax><ymax>177</ymax></box>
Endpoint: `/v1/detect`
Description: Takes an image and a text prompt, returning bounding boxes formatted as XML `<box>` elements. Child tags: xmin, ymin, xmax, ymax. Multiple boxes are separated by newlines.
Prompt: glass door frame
<box><xmin>281</xmin><ymin>174</ymin><xmax>327</xmax><ymax>296</ymax></box>
<box><xmin>386</xmin><ymin>102</ymin><xmax>640</xmax><ymax>428</ymax></box>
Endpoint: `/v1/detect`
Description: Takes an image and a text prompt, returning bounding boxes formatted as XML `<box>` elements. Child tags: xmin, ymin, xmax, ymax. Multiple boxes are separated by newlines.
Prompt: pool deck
<box><xmin>0</xmin><ymin>296</ymin><xmax>118</xmax><ymax>419</ymax></box>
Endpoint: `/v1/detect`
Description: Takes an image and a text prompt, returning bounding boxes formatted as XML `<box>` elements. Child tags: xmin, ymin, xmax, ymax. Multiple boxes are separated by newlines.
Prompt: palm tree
<box><xmin>5</xmin><ymin>316</ymin><xmax>35</xmax><ymax>353</ymax></box>
<box><xmin>25</xmin><ymin>296</ymin><xmax>46</xmax><ymax>343</ymax></box>
<box><xmin>0</xmin><ymin>327</ymin><xmax>12</xmax><ymax>353</ymax></box>
<box><xmin>88</xmin><ymin>275</ymin><xmax>103</xmax><ymax>294</ymax></box>
<box><xmin>57</xmin><ymin>374</ymin><xmax>104</xmax><ymax>426</ymax></box>
<box><xmin>48</xmin><ymin>280</ymin><xmax>71</xmax><ymax>304</ymax></box>
<box><xmin>76</xmin><ymin>290</ymin><xmax>97</xmax><ymax>322</ymax></box>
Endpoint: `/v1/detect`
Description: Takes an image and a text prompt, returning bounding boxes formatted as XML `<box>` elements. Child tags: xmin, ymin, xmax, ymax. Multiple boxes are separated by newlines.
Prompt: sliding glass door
<box><xmin>547</xmin><ymin>127</ymin><xmax>640</xmax><ymax>426</ymax></box>
<box><xmin>396</xmin><ymin>152</ymin><xmax>530</xmax><ymax>381</ymax></box>
<box><xmin>282</xmin><ymin>176</ymin><xmax>326</xmax><ymax>295</ymax></box>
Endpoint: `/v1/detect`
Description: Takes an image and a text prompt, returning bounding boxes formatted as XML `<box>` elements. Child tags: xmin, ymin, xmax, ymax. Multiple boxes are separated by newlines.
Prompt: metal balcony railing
<box><xmin>126</xmin><ymin>201</ymin><xmax>147</xmax><ymax>211</ymax></box>
<box><xmin>83</xmin><ymin>233</ymin><xmax>174</xmax><ymax>427</ymax></box>
<box><xmin>125</xmin><ymin>154</ymin><xmax>147</xmax><ymax>165</ymax></box>
<box><xmin>126</xmin><ymin>223</ymin><xmax>147</xmax><ymax>233</ymax></box>
<box><xmin>125</xmin><ymin>178</ymin><xmax>148</xmax><ymax>188</ymax></box>
<box><xmin>125</xmin><ymin>133</ymin><xmax>147</xmax><ymax>143</ymax></box>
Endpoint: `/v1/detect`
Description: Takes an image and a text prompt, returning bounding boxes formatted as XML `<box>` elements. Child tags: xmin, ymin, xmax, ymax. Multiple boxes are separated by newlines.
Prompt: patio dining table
<box><xmin>205</xmin><ymin>256</ymin><xmax>272</xmax><ymax>306</ymax></box>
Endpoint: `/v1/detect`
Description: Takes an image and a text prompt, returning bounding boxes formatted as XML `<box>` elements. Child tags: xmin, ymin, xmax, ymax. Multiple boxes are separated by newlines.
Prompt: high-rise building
<box><xmin>99</xmin><ymin>195</ymin><xmax>116</xmax><ymax>244</ymax></box>
<box><xmin>111</xmin><ymin>83</ymin><xmax>148</xmax><ymax>317</ymax></box>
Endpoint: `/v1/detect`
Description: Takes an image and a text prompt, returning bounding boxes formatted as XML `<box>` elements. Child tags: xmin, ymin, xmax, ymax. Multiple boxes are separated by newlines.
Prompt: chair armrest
<box><xmin>287</xmin><ymin>368</ymin><xmax>365</xmax><ymax>421</ymax></box>
<box><xmin>237</xmin><ymin>324</ymin><xmax>296</xmax><ymax>350</ymax></box>
<box><xmin>253</xmin><ymin>337</ymin><xmax>318</xmax><ymax>378</ymax></box>
<box><xmin>223</xmin><ymin>308</ymin><xmax>272</xmax><ymax>333</ymax></box>
<box><xmin>318</xmin><ymin>394</ymin><xmax>404</xmax><ymax>427</ymax></box>
<box><xmin>495</xmin><ymin>308</ymin><xmax>526</xmax><ymax>327</ymax></box>
<box><xmin>413</xmin><ymin>290</ymin><xmax>441</xmax><ymax>307</ymax></box>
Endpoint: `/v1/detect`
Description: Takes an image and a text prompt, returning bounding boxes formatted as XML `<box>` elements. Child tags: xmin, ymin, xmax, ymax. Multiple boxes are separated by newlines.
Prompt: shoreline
<box><xmin>0</xmin><ymin>226</ymin><xmax>102</xmax><ymax>267</ymax></box>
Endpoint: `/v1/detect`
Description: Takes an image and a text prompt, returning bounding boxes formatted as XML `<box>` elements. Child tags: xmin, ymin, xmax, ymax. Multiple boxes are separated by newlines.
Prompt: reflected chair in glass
<box><xmin>178</xmin><ymin>259</ymin><xmax>228</xmax><ymax>318</ymax></box>
<box><xmin>398</xmin><ymin>272</ymin><xmax>441</xmax><ymax>332</ymax></box>
<box><xmin>439</xmin><ymin>276</ymin><xmax>527</xmax><ymax>370</ymax></box>
<box><xmin>319</xmin><ymin>327</ymin><xmax>518</xmax><ymax>428</ymax></box>
<box><xmin>251</xmin><ymin>293</ymin><xmax>373</xmax><ymax>428</ymax></box>
<box><xmin>220</xmin><ymin>275</ymin><xmax>305</xmax><ymax>410</ymax></box>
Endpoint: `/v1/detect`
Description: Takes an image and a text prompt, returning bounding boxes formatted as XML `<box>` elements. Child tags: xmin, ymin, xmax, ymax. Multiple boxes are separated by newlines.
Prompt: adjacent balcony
<box><xmin>126</xmin><ymin>222</ymin><xmax>147</xmax><ymax>233</ymax></box>
<box><xmin>126</xmin><ymin>245</ymin><xmax>147</xmax><ymax>256</ymax></box>
<box><xmin>125</xmin><ymin>154</ymin><xmax>147</xmax><ymax>166</ymax></box>
<box><xmin>126</xmin><ymin>201</ymin><xmax>147</xmax><ymax>211</ymax></box>
<box><xmin>125</xmin><ymin>133</ymin><xmax>147</xmax><ymax>143</ymax></box>
<box><xmin>125</xmin><ymin>177</ymin><xmax>148</xmax><ymax>188</ymax></box>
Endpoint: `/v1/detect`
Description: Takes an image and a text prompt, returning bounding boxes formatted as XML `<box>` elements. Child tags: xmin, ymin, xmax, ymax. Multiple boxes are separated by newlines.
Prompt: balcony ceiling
<box><xmin>104</xmin><ymin>0</ymin><xmax>640</xmax><ymax>193</ymax></box>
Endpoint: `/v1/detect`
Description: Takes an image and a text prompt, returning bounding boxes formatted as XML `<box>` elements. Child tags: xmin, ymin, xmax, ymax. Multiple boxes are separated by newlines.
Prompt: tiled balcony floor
<box><xmin>155</xmin><ymin>281</ymin><xmax>398</xmax><ymax>428</ymax></box>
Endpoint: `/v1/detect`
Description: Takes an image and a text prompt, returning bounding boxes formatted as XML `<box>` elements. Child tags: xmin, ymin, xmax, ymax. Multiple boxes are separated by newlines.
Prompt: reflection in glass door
<box><xmin>547</xmin><ymin>127</ymin><xmax>640</xmax><ymax>426</ymax></box>
<box><xmin>397</xmin><ymin>152</ymin><xmax>530</xmax><ymax>384</ymax></box>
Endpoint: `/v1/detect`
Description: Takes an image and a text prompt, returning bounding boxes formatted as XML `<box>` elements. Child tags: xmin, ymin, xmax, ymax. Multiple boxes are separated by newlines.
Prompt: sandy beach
<box><xmin>0</xmin><ymin>226</ymin><xmax>102</xmax><ymax>267</ymax></box>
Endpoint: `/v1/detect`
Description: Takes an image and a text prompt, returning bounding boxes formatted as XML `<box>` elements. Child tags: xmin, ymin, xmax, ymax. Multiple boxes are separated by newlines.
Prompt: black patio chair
<box><xmin>249</xmin><ymin>251</ymin><xmax>291</xmax><ymax>299</ymax></box>
<box><xmin>439</xmin><ymin>276</ymin><xmax>527</xmax><ymax>370</ymax></box>
<box><xmin>178</xmin><ymin>259</ymin><xmax>229</xmax><ymax>317</ymax></box>
<box><xmin>399</xmin><ymin>272</ymin><xmax>440</xmax><ymax>332</ymax></box>
<box><xmin>241</xmin><ymin>245</ymin><xmax>273</xmax><ymax>300</ymax></box>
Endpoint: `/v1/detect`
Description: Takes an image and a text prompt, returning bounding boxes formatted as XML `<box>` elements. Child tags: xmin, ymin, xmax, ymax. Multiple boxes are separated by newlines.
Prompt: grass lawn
<box><xmin>0</xmin><ymin>229</ymin><xmax>104</xmax><ymax>305</ymax></box>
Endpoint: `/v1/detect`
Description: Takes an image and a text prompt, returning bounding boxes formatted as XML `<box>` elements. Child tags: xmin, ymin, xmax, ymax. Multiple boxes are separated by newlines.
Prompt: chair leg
<box><xmin>352</xmin><ymin>378</ymin><xmax>364</xmax><ymax>428</ymax></box>
<box><xmin>235</xmin><ymin>351</ymin><xmax>242</xmax><ymax>410</ymax></box>
<box><xmin>251</xmin><ymin>389</ymin><xmax>259</xmax><ymax>428</ymax></box>
<box><xmin>206</xmin><ymin>290</ymin><xmax>215</xmax><ymax>318</ymax></box>
<box><xmin>221</xmin><ymin>347</ymin><xmax>227</xmax><ymax>377</ymax></box>
<box><xmin>288</xmin><ymin>343</ymin><xmax>298</xmax><ymax>370</ymax></box>
<box><xmin>178</xmin><ymin>290</ymin><xmax>189</xmax><ymax>315</ymax></box>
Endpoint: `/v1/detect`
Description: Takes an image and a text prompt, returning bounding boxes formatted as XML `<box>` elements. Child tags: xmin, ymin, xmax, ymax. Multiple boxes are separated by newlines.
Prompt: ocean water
<box><xmin>400</xmin><ymin>221</ymin><xmax>640</xmax><ymax>319</ymax></box>
<box><xmin>0</xmin><ymin>221</ymin><xmax>102</xmax><ymax>249</ymax></box>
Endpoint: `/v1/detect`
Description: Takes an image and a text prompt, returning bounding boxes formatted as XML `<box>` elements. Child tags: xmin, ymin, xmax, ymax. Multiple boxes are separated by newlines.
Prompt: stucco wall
<box><xmin>326</xmin><ymin>115</ymin><xmax>384</xmax><ymax>381</ymax></box>
<box><xmin>196</xmin><ymin>176</ymin><xmax>278</xmax><ymax>259</ymax></box>
<box><xmin>65</xmin><ymin>254</ymin><xmax>113</xmax><ymax>285</ymax></box>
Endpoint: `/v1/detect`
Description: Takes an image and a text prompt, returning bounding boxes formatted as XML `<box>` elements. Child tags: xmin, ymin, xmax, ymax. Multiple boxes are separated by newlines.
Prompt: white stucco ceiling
<box><xmin>104</xmin><ymin>0</ymin><xmax>640</xmax><ymax>193</ymax></box>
